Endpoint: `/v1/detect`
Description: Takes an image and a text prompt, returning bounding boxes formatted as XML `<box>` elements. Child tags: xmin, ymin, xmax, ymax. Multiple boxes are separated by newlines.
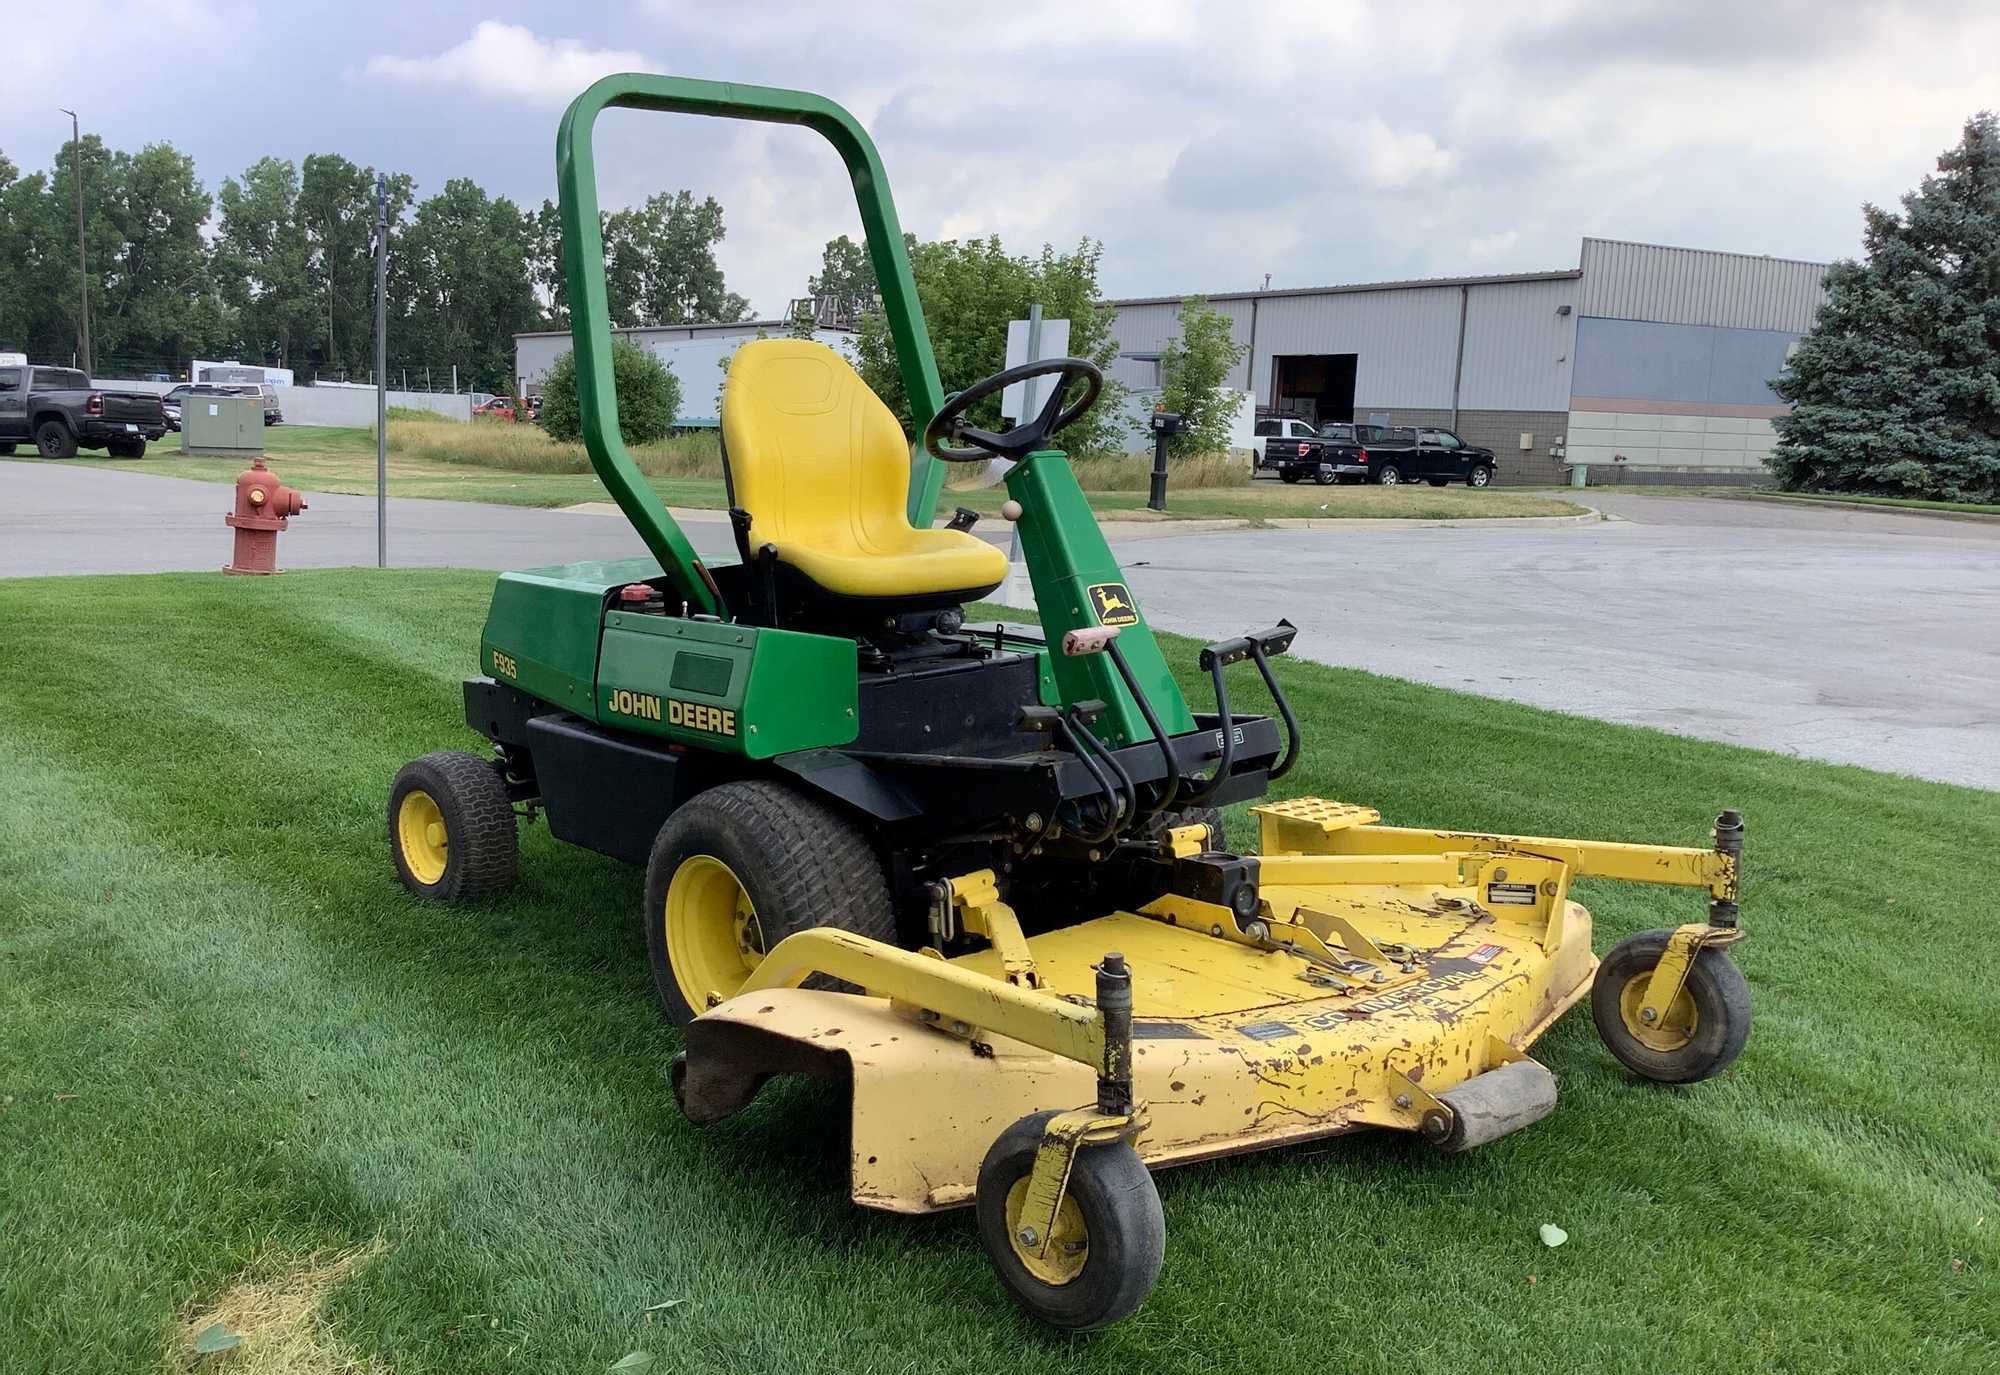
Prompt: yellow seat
<box><xmin>721</xmin><ymin>340</ymin><xmax>1007</xmax><ymax>605</ymax></box>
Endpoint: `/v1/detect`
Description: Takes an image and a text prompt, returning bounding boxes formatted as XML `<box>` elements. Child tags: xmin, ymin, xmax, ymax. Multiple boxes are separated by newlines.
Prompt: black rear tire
<box><xmin>107</xmin><ymin>438</ymin><xmax>146</xmax><ymax>459</ymax></box>
<box><xmin>1279</xmin><ymin>470</ymin><xmax>1301</xmax><ymax>484</ymax></box>
<box><xmin>1313</xmin><ymin>468</ymin><xmax>1338</xmax><ymax>485</ymax></box>
<box><xmin>1591</xmin><ymin>928</ymin><xmax>1751</xmax><ymax>1083</ymax></box>
<box><xmin>644</xmin><ymin>780</ymin><xmax>894</xmax><ymax>1026</ymax></box>
<box><xmin>1376</xmin><ymin>463</ymin><xmax>1402</xmax><ymax>486</ymax></box>
<box><xmin>35</xmin><ymin>421</ymin><xmax>77</xmax><ymax>459</ymax></box>
<box><xmin>388</xmin><ymin>750</ymin><xmax>519</xmax><ymax>903</ymax></box>
<box><xmin>976</xmin><ymin>1110</ymin><xmax>1165</xmax><ymax>1330</ymax></box>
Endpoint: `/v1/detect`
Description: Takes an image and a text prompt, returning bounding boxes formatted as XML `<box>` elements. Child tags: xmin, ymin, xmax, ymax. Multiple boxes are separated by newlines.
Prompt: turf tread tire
<box><xmin>976</xmin><ymin>1109</ymin><xmax>1165</xmax><ymax>1330</ymax></box>
<box><xmin>388</xmin><ymin>750</ymin><xmax>519</xmax><ymax>903</ymax></box>
<box><xmin>644</xmin><ymin>780</ymin><xmax>894</xmax><ymax>1026</ymax></box>
<box><xmin>1591</xmin><ymin>927</ymin><xmax>1751</xmax><ymax>1084</ymax></box>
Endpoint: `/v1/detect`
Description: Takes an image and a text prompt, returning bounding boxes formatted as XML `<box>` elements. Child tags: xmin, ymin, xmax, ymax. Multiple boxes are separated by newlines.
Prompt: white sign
<box><xmin>0</xmin><ymin>351</ymin><xmax>26</xmax><ymax>368</ymax></box>
<box><xmin>1000</xmin><ymin>317</ymin><xmax>1070</xmax><ymax>421</ymax></box>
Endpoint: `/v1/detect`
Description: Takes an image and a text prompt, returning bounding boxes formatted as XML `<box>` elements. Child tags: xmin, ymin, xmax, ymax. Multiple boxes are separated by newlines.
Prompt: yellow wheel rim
<box><xmin>665</xmin><ymin>855</ymin><xmax>765</xmax><ymax>1012</ymax></box>
<box><xmin>1619</xmin><ymin>971</ymin><xmax>1699</xmax><ymax>1053</ymax></box>
<box><xmin>397</xmin><ymin>789</ymin><xmax>449</xmax><ymax>886</ymax></box>
<box><xmin>1004</xmin><ymin>1177</ymin><xmax>1090</xmax><ymax>1286</ymax></box>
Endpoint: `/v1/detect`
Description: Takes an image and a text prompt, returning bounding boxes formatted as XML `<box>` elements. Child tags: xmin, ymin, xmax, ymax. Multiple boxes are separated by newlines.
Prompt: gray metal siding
<box><xmin>1579</xmin><ymin>238</ymin><xmax>1829</xmax><ymax>332</ymax></box>
<box><xmin>1110</xmin><ymin>299</ymin><xmax>1256</xmax><ymax>390</ymax></box>
<box><xmin>1251</xmin><ymin>287</ymin><xmax>1460</xmax><ymax>408</ymax></box>
<box><xmin>1572</xmin><ymin>317</ymin><xmax>1797</xmax><ymax>405</ymax></box>
<box><xmin>1457</xmin><ymin>277</ymin><xmax>1578</xmax><ymax>412</ymax></box>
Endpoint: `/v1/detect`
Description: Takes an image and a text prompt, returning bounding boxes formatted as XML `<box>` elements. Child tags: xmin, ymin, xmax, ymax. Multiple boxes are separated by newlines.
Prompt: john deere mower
<box><xmin>388</xmin><ymin>75</ymin><xmax>1753</xmax><ymax>1329</ymax></box>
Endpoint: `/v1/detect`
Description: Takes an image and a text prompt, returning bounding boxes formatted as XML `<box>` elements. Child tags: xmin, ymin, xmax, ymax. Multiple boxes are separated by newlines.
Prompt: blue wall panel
<box><xmin>1573</xmin><ymin>316</ymin><xmax>1797</xmax><ymax>405</ymax></box>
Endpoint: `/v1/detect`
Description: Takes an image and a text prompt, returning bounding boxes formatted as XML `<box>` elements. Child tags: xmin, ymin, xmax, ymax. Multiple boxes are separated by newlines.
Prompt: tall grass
<box><xmin>376</xmin><ymin>420</ymin><xmax>1246</xmax><ymax>493</ymax></box>
<box><xmin>381</xmin><ymin>418</ymin><xmax>726</xmax><ymax>479</ymax></box>
<box><xmin>950</xmin><ymin>450</ymin><xmax>1251</xmax><ymax>492</ymax></box>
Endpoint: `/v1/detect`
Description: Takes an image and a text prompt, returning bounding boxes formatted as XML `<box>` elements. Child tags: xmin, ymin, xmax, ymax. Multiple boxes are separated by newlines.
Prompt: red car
<box><xmin>475</xmin><ymin>397</ymin><xmax>523</xmax><ymax>421</ymax></box>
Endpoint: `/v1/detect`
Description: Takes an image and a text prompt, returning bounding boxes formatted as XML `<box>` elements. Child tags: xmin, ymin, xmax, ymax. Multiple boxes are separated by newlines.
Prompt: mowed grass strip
<box><xmin>28</xmin><ymin>423</ymin><xmax>1584</xmax><ymax>523</ymax></box>
<box><xmin>0</xmin><ymin>570</ymin><xmax>1993</xmax><ymax>1375</ymax></box>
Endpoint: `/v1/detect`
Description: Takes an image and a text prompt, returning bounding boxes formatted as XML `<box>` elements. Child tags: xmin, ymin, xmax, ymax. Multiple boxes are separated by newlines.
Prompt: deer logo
<box><xmin>1087</xmin><ymin>583</ymin><xmax>1140</xmax><ymax>627</ymax></box>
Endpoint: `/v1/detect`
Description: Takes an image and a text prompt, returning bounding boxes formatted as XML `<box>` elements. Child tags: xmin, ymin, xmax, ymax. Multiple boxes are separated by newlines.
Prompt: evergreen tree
<box><xmin>1770</xmin><ymin>112</ymin><xmax>2000</xmax><ymax>501</ymax></box>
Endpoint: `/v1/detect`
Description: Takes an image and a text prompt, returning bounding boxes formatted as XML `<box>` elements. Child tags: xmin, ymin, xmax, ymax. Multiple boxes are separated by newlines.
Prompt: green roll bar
<box><xmin>556</xmin><ymin>75</ymin><xmax>953</xmax><ymax>615</ymax></box>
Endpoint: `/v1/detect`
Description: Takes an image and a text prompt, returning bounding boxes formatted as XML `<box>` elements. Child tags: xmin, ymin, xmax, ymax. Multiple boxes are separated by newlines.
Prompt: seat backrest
<box><xmin>721</xmin><ymin>339</ymin><xmax>915</xmax><ymax>553</ymax></box>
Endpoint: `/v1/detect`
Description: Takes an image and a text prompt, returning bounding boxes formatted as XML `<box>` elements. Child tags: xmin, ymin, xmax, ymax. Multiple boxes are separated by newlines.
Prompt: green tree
<box><xmin>391</xmin><ymin>178</ymin><xmax>539</xmax><ymax>392</ymax></box>
<box><xmin>216</xmin><ymin>157</ymin><xmax>314</xmax><ymax>368</ymax></box>
<box><xmin>851</xmin><ymin>236</ymin><xmax>1126</xmax><ymax>455</ymax></box>
<box><xmin>538</xmin><ymin>340</ymin><xmax>680</xmax><ymax>445</ymax></box>
<box><xmin>807</xmin><ymin>233</ymin><xmax>876</xmax><ymax>316</ymax></box>
<box><xmin>531</xmin><ymin>199</ymin><xmax>568</xmax><ymax>328</ymax></box>
<box><xmin>601</xmin><ymin>190</ymin><xmax>750</xmax><ymax>326</ymax></box>
<box><xmin>785</xmin><ymin>298</ymin><xmax>819</xmax><ymax>339</ymax></box>
<box><xmin>1152</xmin><ymin>296</ymin><xmax>1247</xmax><ymax>456</ymax></box>
<box><xmin>0</xmin><ymin>154</ymin><xmax>70</xmax><ymax>360</ymax></box>
<box><xmin>1770</xmin><ymin>112</ymin><xmax>2000</xmax><ymax>501</ymax></box>
<box><xmin>299</xmin><ymin>154</ymin><xmax>413</xmax><ymax>379</ymax></box>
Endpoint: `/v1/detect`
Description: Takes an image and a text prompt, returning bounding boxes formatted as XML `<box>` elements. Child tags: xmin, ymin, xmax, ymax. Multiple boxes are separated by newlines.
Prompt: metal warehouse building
<box><xmin>1109</xmin><ymin>237</ymin><xmax>1830</xmax><ymax>484</ymax></box>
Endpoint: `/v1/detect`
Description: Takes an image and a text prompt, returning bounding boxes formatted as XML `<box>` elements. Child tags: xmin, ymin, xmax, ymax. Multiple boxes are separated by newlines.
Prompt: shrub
<box><xmin>538</xmin><ymin>342</ymin><xmax>681</xmax><ymax>446</ymax></box>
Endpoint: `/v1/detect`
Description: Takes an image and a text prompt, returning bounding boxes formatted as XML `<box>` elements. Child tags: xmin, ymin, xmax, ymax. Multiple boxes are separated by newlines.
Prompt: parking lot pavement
<box><xmin>1108</xmin><ymin>489</ymin><xmax>2000</xmax><ymax>790</ymax></box>
<box><xmin>6</xmin><ymin>463</ymin><xmax>1995</xmax><ymax>790</ymax></box>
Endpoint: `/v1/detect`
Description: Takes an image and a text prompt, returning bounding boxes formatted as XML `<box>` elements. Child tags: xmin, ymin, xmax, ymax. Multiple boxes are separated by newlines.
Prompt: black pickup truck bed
<box><xmin>0</xmin><ymin>364</ymin><xmax>168</xmax><ymax>458</ymax></box>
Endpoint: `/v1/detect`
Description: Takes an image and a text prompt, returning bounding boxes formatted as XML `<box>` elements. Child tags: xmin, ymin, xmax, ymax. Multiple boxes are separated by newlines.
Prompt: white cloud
<box><xmin>358</xmin><ymin>22</ymin><xmax>652</xmax><ymax>108</ymax></box>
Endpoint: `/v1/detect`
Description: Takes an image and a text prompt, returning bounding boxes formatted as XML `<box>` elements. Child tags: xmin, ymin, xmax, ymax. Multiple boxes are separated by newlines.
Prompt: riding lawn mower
<box><xmin>388</xmin><ymin>74</ymin><xmax>1753</xmax><ymax>1329</ymax></box>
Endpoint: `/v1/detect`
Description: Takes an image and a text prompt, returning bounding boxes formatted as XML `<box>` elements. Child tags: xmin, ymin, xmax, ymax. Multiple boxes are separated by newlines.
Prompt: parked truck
<box><xmin>0</xmin><ymin>360</ymin><xmax>168</xmax><ymax>458</ymax></box>
<box><xmin>1278</xmin><ymin>423</ymin><xmax>1498</xmax><ymax>487</ymax></box>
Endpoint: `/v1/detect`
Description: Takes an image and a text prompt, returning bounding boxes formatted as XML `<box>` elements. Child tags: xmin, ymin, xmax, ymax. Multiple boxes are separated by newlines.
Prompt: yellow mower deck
<box><xmin>676</xmin><ymin>798</ymin><xmax>1743</xmax><ymax>1215</ymax></box>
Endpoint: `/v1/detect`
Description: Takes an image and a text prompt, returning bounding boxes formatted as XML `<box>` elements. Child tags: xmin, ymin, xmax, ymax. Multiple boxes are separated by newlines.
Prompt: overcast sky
<box><xmin>6</xmin><ymin>1</ymin><xmax>1995</xmax><ymax>317</ymax></box>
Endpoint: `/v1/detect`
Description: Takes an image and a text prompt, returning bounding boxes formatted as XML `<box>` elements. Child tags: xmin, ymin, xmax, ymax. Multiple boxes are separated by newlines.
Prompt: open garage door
<box><xmin>1270</xmin><ymin>354</ymin><xmax>1357</xmax><ymax>427</ymax></box>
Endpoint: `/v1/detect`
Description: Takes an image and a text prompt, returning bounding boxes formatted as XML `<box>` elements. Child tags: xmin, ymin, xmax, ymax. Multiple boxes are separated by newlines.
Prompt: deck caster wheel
<box><xmin>388</xmin><ymin>750</ymin><xmax>519</xmax><ymax>903</ymax></box>
<box><xmin>975</xmin><ymin>1110</ymin><xmax>1164</xmax><ymax>1330</ymax></box>
<box><xmin>1591</xmin><ymin>928</ymin><xmax>1751</xmax><ymax>1083</ymax></box>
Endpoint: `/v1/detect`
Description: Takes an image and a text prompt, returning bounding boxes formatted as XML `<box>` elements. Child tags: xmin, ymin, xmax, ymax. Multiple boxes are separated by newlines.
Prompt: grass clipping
<box><xmin>176</xmin><ymin>1239</ymin><xmax>387</xmax><ymax>1373</ymax></box>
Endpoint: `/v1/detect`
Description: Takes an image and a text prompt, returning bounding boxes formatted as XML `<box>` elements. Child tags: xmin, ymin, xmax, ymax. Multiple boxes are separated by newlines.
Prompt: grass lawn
<box><xmin>1</xmin><ymin>570</ymin><xmax>1993</xmax><ymax>1374</ymax></box>
<box><xmin>53</xmin><ymin>424</ymin><xmax>1585</xmax><ymax>523</ymax></box>
<box><xmin>1751</xmin><ymin>490</ymin><xmax>2000</xmax><ymax>517</ymax></box>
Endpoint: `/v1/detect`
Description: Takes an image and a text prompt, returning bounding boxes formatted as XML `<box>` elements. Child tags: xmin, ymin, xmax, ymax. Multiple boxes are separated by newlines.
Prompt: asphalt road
<box><xmin>4</xmin><ymin>460</ymin><xmax>1995</xmax><ymax>790</ymax></box>
<box><xmin>1100</xmin><ymin>490</ymin><xmax>2000</xmax><ymax>791</ymax></box>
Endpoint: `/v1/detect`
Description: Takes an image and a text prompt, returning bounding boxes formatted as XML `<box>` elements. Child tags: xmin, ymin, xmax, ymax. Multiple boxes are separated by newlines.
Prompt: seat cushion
<box><xmin>722</xmin><ymin>340</ymin><xmax>1006</xmax><ymax>601</ymax></box>
<box><xmin>771</xmin><ymin>526</ymin><xmax>1006</xmax><ymax>601</ymax></box>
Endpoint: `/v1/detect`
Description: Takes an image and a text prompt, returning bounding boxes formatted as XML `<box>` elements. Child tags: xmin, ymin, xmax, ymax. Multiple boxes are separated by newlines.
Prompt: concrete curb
<box><xmin>1263</xmin><ymin>508</ymin><xmax>1601</xmax><ymax>530</ymax></box>
<box><xmin>553</xmin><ymin>501</ymin><xmax>1602</xmax><ymax>534</ymax></box>
<box><xmin>1731</xmin><ymin>492</ymin><xmax>2000</xmax><ymax>525</ymax></box>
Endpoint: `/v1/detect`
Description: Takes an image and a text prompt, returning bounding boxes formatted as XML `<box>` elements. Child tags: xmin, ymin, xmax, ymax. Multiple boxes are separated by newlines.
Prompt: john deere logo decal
<box><xmin>1087</xmin><ymin>582</ymin><xmax>1139</xmax><ymax>627</ymax></box>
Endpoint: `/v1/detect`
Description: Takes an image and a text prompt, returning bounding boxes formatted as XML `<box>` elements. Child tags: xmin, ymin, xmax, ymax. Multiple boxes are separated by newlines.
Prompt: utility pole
<box><xmin>374</xmin><ymin>172</ymin><xmax>388</xmax><ymax>569</ymax></box>
<box><xmin>58</xmin><ymin>109</ymin><xmax>91</xmax><ymax>376</ymax></box>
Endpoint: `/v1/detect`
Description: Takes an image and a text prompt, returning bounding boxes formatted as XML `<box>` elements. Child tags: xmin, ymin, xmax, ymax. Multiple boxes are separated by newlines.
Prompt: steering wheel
<box><xmin>921</xmin><ymin>358</ymin><xmax>1103</xmax><ymax>463</ymax></box>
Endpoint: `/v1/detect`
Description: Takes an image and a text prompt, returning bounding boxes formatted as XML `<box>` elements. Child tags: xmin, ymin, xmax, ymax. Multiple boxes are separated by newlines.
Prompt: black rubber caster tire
<box><xmin>387</xmin><ymin>750</ymin><xmax>519</xmax><ymax>903</ymax></box>
<box><xmin>975</xmin><ymin>1110</ymin><xmax>1165</xmax><ymax>1331</ymax></box>
<box><xmin>644</xmin><ymin>781</ymin><xmax>894</xmax><ymax>1027</ymax></box>
<box><xmin>1591</xmin><ymin>928</ymin><xmax>1751</xmax><ymax>1083</ymax></box>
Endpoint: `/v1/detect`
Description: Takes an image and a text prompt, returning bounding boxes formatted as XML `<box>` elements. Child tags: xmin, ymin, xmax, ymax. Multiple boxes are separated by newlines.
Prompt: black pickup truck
<box><xmin>0</xmin><ymin>363</ymin><xmax>168</xmax><ymax>458</ymax></box>
<box><xmin>1278</xmin><ymin>423</ymin><xmax>1497</xmax><ymax>487</ymax></box>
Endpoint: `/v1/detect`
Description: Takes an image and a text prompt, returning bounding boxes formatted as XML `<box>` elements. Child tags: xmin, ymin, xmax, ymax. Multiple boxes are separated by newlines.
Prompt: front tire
<box><xmin>388</xmin><ymin>750</ymin><xmax>519</xmax><ymax>903</ymax></box>
<box><xmin>35</xmin><ymin>421</ymin><xmax>77</xmax><ymax>459</ymax></box>
<box><xmin>976</xmin><ymin>1111</ymin><xmax>1164</xmax><ymax>1330</ymax></box>
<box><xmin>1469</xmin><ymin>464</ymin><xmax>1493</xmax><ymax>488</ymax></box>
<box><xmin>1591</xmin><ymin>929</ymin><xmax>1751</xmax><ymax>1083</ymax></box>
<box><xmin>1313</xmin><ymin>468</ymin><xmax>1338</xmax><ymax>485</ymax></box>
<box><xmin>1376</xmin><ymin>463</ymin><xmax>1402</xmax><ymax>486</ymax></box>
<box><xmin>644</xmin><ymin>781</ymin><xmax>894</xmax><ymax>1026</ymax></box>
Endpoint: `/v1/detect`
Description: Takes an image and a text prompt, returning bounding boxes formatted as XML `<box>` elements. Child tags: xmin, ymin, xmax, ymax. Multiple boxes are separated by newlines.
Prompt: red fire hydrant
<box><xmin>224</xmin><ymin>458</ymin><xmax>307</xmax><ymax>575</ymax></box>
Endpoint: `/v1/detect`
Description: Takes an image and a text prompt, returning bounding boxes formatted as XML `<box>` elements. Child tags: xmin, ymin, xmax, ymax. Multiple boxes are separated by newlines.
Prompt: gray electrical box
<box><xmin>181</xmin><ymin>395</ymin><xmax>265</xmax><ymax>456</ymax></box>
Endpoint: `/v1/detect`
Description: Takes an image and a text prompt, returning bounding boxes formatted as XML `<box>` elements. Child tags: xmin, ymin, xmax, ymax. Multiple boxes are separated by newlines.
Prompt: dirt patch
<box><xmin>174</xmin><ymin>1238</ymin><xmax>388</xmax><ymax>1373</ymax></box>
